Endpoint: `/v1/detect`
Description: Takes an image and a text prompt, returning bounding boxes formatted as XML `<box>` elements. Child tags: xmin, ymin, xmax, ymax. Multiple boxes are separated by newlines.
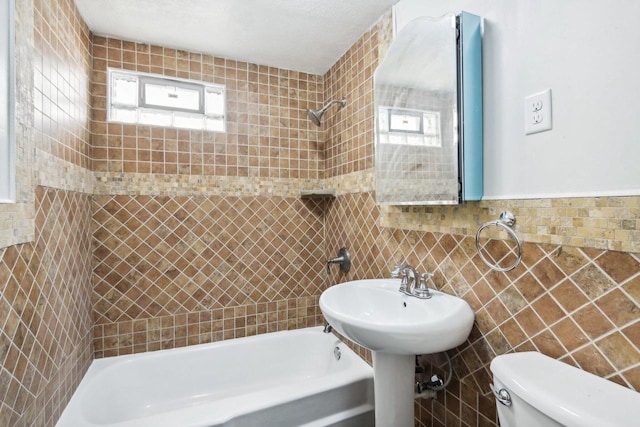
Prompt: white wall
<box><xmin>395</xmin><ymin>0</ymin><xmax>640</xmax><ymax>199</ymax></box>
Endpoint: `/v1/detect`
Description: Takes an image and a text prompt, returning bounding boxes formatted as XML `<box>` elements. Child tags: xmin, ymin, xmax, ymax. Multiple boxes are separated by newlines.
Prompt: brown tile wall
<box><xmin>90</xmin><ymin>36</ymin><xmax>324</xmax><ymax>180</ymax></box>
<box><xmin>91</xmin><ymin>194</ymin><xmax>328</xmax><ymax>356</ymax></box>
<box><xmin>33</xmin><ymin>0</ymin><xmax>92</xmax><ymax>169</ymax></box>
<box><xmin>0</xmin><ymin>187</ymin><xmax>93</xmax><ymax>426</ymax></box>
<box><xmin>322</xmin><ymin>14</ymin><xmax>390</xmax><ymax>178</ymax></box>
<box><xmin>88</xmin><ymin>33</ymin><xmax>335</xmax><ymax>356</ymax></box>
<box><xmin>325</xmin><ymin>192</ymin><xmax>640</xmax><ymax>426</ymax></box>
<box><xmin>323</xmin><ymin>11</ymin><xmax>640</xmax><ymax>427</ymax></box>
<box><xmin>4</xmin><ymin>2</ymin><xmax>636</xmax><ymax>426</ymax></box>
<box><xmin>1</xmin><ymin>0</ymin><xmax>94</xmax><ymax>426</ymax></box>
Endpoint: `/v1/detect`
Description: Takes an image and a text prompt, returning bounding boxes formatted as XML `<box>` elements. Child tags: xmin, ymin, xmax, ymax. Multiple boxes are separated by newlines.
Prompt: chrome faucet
<box><xmin>390</xmin><ymin>264</ymin><xmax>432</xmax><ymax>299</ymax></box>
<box><xmin>391</xmin><ymin>264</ymin><xmax>410</xmax><ymax>293</ymax></box>
<box><xmin>401</xmin><ymin>266</ymin><xmax>419</xmax><ymax>295</ymax></box>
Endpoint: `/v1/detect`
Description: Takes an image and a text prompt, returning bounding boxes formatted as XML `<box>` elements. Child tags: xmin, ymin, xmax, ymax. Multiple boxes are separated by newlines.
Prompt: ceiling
<box><xmin>75</xmin><ymin>0</ymin><xmax>399</xmax><ymax>75</ymax></box>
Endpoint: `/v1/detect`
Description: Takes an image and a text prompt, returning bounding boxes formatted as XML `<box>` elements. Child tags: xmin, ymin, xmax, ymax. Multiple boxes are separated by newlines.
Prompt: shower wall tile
<box><xmin>92</xmin><ymin>296</ymin><xmax>324</xmax><ymax>357</ymax></box>
<box><xmin>33</xmin><ymin>0</ymin><xmax>92</xmax><ymax>170</ymax></box>
<box><xmin>91</xmin><ymin>194</ymin><xmax>328</xmax><ymax>355</ymax></box>
<box><xmin>1</xmin><ymin>0</ymin><xmax>94</xmax><ymax>426</ymax></box>
<box><xmin>325</xmin><ymin>192</ymin><xmax>640</xmax><ymax>426</ymax></box>
<box><xmin>322</xmin><ymin>11</ymin><xmax>392</xmax><ymax>178</ymax></box>
<box><xmin>89</xmin><ymin>35</ymin><xmax>334</xmax><ymax>358</ymax></box>
<box><xmin>90</xmin><ymin>36</ymin><xmax>325</xmax><ymax>181</ymax></box>
<box><xmin>0</xmin><ymin>187</ymin><xmax>93</xmax><ymax>426</ymax></box>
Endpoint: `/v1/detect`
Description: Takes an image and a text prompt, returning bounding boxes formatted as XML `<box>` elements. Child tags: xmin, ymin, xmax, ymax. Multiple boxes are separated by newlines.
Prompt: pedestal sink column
<box><xmin>372</xmin><ymin>352</ymin><xmax>415</xmax><ymax>427</ymax></box>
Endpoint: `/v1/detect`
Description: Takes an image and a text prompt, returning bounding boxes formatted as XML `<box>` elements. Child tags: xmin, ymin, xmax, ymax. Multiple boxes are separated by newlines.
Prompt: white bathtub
<box><xmin>56</xmin><ymin>327</ymin><xmax>374</xmax><ymax>427</ymax></box>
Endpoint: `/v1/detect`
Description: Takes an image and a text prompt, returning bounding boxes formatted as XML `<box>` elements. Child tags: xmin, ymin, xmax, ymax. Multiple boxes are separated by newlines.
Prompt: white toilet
<box><xmin>490</xmin><ymin>351</ymin><xmax>640</xmax><ymax>427</ymax></box>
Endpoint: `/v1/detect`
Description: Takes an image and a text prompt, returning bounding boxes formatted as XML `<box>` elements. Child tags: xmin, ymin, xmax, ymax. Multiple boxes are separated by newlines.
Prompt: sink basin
<box><xmin>319</xmin><ymin>279</ymin><xmax>475</xmax><ymax>355</ymax></box>
<box><xmin>320</xmin><ymin>279</ymin><xmax>475</xmax><ymax>426</ymax></box>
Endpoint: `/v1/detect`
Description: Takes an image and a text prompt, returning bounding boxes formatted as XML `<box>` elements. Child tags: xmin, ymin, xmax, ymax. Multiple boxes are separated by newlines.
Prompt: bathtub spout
<box><xmin>323</xmin><ymin>324</ymin><xmax>333</xmax><ymax>333</ymax></box>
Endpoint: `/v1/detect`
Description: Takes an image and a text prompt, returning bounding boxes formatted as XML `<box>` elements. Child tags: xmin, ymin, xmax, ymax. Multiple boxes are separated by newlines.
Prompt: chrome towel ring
<box><xmin>475</xmin><ymin>211</ymin><xmax>522</xmax><ymax>272</ymax></box>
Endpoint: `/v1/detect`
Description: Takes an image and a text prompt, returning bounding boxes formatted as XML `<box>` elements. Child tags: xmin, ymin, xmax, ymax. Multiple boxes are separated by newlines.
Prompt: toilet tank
<box><xmin>490</xmin><ymin>352</ymin><xmax>640</xmax><ymax>427</ymax></box>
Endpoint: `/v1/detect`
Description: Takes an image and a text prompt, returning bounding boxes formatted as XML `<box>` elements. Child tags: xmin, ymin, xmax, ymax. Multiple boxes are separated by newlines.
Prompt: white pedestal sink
<box><xmin>319</xmin><ymin>279</ymin><xmax>475</xmax><ymax>427</ymax></box>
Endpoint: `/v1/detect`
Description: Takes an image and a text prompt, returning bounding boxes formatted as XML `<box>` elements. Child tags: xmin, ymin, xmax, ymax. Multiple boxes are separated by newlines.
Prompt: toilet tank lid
<box><xmin>490</xmin><ymin>352</ymin><xmax>640</xmax><ymax>427</ymax></box>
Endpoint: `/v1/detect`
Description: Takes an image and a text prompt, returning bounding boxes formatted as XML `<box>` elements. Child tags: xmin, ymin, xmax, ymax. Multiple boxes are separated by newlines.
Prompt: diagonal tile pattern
<box><xmin>92</xmin><ymin>194</ymin><xmax>327</xmax><ymax>354</ymax></box>
<box><xmin>325</xmin><ymin>192</ymin><xmax>640</xmax><ymax>426</ymax></box>
<box><xmin>0</xmin><ymin>187</ymin><xmax>93</xmax><ymax>426</ymax></box>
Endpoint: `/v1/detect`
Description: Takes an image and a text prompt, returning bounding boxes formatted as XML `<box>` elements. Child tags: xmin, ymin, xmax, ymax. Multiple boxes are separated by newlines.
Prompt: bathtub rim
<box><xmin>56</xmin><ymin>326</ymin><xmax>373</xmax><ymax>427</ymax></box>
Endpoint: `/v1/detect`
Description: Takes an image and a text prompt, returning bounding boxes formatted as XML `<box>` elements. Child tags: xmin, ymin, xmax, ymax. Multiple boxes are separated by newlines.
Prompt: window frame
<box><xmin>0</xmin><ymin>0</ymin><xmax>15</xmax><ymax>204</ymax></box>
<box><xmin>107</xmin><ymin>68</ymin><xmax>226</xmax><ymax>132</ymax></box>
<box><xmin>138</xmin><ymin>75</ymin><xmax>205</xmax><ymax>114</ymax></box>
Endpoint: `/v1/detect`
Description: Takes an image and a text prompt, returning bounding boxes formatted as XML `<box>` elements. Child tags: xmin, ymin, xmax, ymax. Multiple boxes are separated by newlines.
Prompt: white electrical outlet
<box><xmin>525</xmin><ymin>89</ymin><xmax>552</xmax><ymax>135</ymax></box>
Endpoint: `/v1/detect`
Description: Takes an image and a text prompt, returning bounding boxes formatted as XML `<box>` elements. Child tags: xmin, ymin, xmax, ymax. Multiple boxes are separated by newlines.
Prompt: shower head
<box><xmin>307</xmin><ymin>97</ymin><xmax>347</xmax><ymax>126</ymax></box>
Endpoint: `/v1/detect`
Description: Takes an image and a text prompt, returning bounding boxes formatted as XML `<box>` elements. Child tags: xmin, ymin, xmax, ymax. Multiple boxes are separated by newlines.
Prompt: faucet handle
<box><xmin>420</xmin><ymin>272</ymin><xmax>434</xmax><ymax>284</ymax></box>
<box><xmin>390</xmin><ymin>264</ymin><xmax>404</xmax><ymax>278</ymax></box>
<box><xmin>414</xmin><ymin>272</ymin><xmax>433</xmax><ymax>299</ymax></box>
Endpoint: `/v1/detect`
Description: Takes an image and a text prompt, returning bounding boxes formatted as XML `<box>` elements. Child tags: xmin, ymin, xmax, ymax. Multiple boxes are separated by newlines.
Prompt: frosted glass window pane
<box><xmin>144</xmin><ymin>82</ymin><xmax>200</xmax><ymax>111</ymax></box>
<box><xmin>205</xmin><ymin>88</ymin><xmax>224</xmax><ymax>115</ymax></box>
<box><xmin>389</xmin><ymin>134</ymin><xmax>404</xmax><ymax>145</ymax></box>
<box><xmin>425</xmin><ymin>136</ymin><xmax>440</xmax><ymax>147</ymax></box>
<box><xmin>423</xmin><ymin>113</ymin><xmax>439</xmax><ymax>134</ymax></box>
<box><xmin>174</xmin><ymin>113</ymin><xmax>203</xmax><ymax>130</ymax></box>
<box><xmin>378</xmin><ymin>107</ymin><xmax>389</xmax><ymax>132</ymax></box>
<box><xmin>139</xmin><ymin>110</ymin><xmax>171</xmax><ymax>127</ymax></box>
<box><xmin>110</xmin><ymin>107</ymin><xmax>136</xmax><ymax>123</ymax></box>
<box><xmin>205</xmin><ymin>117</ymin><xmax>225</xmax><ymax>132</ymax></box>
<box><xmin>111</xmin><ymin>74</ymin><xmax>137</xmax><ymax>106</ymax></box>
<box><xmin>406</xmin><ymin>135</ymin><xmax>423</xmax><ymax>146</ymax></box>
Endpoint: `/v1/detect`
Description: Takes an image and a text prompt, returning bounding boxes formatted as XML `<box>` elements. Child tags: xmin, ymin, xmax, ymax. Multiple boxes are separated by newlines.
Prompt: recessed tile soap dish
<box><xmin>300</xmin><ymin>189</ymin><xmax>336</xmax><ymax>199</ymax></box>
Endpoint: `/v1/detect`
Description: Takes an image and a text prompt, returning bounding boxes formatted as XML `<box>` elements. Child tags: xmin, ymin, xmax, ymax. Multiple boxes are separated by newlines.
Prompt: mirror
<box><xmin>374</xmin><ymin>12</ymin><xmax>482</xmax><ymax>205</ymax></box>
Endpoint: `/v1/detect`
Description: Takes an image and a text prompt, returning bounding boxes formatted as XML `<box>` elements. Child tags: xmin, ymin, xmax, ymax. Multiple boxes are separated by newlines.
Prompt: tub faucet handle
<box><xmin>326</xmin><ymin>247</ymin><xmax>351</xmax><ymax>274</ymax></box>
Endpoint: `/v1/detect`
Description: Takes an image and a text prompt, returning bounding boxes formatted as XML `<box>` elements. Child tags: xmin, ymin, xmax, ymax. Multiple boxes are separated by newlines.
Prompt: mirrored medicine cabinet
<box><xmin>374</xmin><ymin>12</ymin><xmax>483</xmax><ymax>205</ymax></box>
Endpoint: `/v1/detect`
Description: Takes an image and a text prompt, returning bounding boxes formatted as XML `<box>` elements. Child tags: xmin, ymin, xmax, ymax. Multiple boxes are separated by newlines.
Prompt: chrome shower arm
<box><xmin>307</xmin><ymin>97</ymin><xmax>347</xmax><ymax>126</ymax></box>
<box><xmin>319</xmin><ymin>98</ymin><xmax>347</xmax><ymax>114</ymax></box>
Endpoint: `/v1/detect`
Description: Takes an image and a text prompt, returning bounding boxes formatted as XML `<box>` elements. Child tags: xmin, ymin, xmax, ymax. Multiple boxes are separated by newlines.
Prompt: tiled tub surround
<box><xmin>88</xmin><ymin>34</ymin><xmax>334</xmax><ymax>357</ymax></box>
<box><xmin>1</xmin><ymin>0</ymin><xmax>94</xmax><ymax>425</ymax></box>
<box><xmin>91</xmin><ymin>194</ymin><xmax>327</xmax><ymax>356</ymax></box>
<box><xmin>90</xmin><ymin>36</ymin><xmax>325</xmax><ymax>180</ymax></box>
<box><xmin>0</xmin><ymin>187</ymin><xmax>93</xmax><ymax>426</ymax></box>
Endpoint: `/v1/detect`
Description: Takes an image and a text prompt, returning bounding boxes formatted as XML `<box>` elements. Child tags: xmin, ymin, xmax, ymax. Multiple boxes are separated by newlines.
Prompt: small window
<box><xmin>389</xmin><ymin>109</ymin><xmax>423</xmax><ymax>134</ymax></box>
<box><xmin>0</xmin><ymin>0</ymin><xmax>15</xmax><ymax>203</ymax></box>
<box><xmin>378</xmin><ymin>106</ymin><xmax>441</xmax><ymax>147</ymax></box>
<box><xmin>108</xmin><ymin>69</ymin><xmax>225</xmax><ymax>132</ymax></box>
